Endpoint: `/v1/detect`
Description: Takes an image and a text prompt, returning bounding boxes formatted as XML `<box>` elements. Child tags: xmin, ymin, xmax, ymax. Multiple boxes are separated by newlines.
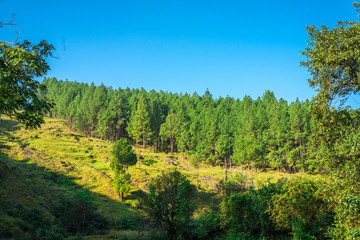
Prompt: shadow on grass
<box><xmin>0</xmin><ymin>119</ymin><xmax>143</xmax><ymax>239</ymax></box>
<box><xmin>193</xmin><ymin>190</ymin><xmax>220</xmax><ymax>212</ymax></box>
<box><xmin>0</xmin><ymin>118</ymin><xmax>21</xmax><ymax>132</ymax></box>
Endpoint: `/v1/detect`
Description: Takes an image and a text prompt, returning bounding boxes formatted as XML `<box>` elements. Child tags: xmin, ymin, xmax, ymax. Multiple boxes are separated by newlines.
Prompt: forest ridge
<box><xmin>43</xmin><ymin>78</ymin><xmax>313</xmax><ymax>173</ymax></box>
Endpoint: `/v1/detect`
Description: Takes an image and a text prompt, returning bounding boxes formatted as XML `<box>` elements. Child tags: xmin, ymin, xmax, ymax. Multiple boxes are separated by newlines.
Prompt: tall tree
<box><xmin>301</xmin><ymin>3</ymin><xmax>360</xmax><ymax>237</ymax></box>
<box><xmin>160</xmin><ymin>109</ymin><xmax>182</xmax><ymax>157</ymax></box>
<box><xmin>129</xmin><ymin>90</ymin><xmax>152</xmax><ymax>153</ymax></box>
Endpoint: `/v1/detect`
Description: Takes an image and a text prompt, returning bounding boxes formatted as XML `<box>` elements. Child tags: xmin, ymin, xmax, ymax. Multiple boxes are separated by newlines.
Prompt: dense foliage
<box><xmin>42</xmin><ymin>78</ymin><xmax>315</xmax><ymax>173</ymax></box>
<box><xmin>143</xmin><ymin>170</ymin><xmax>195</xmax><ymax>239</ymax></box>
<box><xmin>110</xmin><ymin>139</ymin><xmax>137</xmax><ymax>200</ymax></box>
<box><xmin>269</xmin><ymin>178</ymin><xmax>333</xmax><ymax>239</ymax></box>
<box><xmin>300</xmin><ymin>2</ymin><xmax>360</xmax><ymax>238</ymax></box>
<box><xmin>0</xmin><ymin>41</ymin><xmax>54</xmax><ymax>129</ymax></box>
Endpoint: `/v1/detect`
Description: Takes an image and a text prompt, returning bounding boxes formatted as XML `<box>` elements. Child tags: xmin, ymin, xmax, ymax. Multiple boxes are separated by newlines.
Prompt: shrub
<box><xmin>190</xmin><ymin>209</ymin><xmax>222</xmax><ymax>240</ymax></box>
<box><xmin>220</xmin><ymin>181</ymin><xmax>284</xmax><ymax>239</ymax></box>
<box><xmin>51</xmin><ymin>192</ymin><xmax>108</xmax><ymax>235</ymax></box>
<box><xmin>143</xmin><ymin>169</ymin><xmax>195</xmax><ymax>239</ymax></box>
<box><xmin>269</xmin><ymin>177</ymin><xmax>333</xmax><ymax>239</ymax></box>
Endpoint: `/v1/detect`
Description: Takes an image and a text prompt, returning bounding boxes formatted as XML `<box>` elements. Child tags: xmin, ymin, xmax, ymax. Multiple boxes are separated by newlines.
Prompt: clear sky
<box><xmin>1</xmin><ymin>0</ymin><xmax>358</xmax><ymax>102</ymax></box>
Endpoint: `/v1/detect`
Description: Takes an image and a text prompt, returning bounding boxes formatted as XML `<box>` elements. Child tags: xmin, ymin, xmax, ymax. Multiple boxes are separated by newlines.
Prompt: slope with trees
<box><xmin>42</xmin><ymin>78</ymin><xmax>316</xmax><ymax>173</ymax></box>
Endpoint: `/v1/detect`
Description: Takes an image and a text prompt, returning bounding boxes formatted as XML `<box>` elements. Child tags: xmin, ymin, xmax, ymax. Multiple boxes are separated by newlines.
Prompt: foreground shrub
<box><xmin>190</xmin><ymin>209</ymin><xmax>222</xmax><ymax>240</ymax></box>
<box><xmin>142</xmin><ymin>169</ymin><xmax>195</xmax><ymax>240</ymax></box>
<box><xmin>325</xmin><ymin>180</ymin><xmax>360</xmax><ymax>240</ymax></box>
<box><xmin>269</xmin><ymin>177</ymin><xmax>333</xmax><ymax>239</ymax></box>
<box><xmin>51</xmin><ymin>191</ymin><xmax>108</xmax><ymax>235</ymax></box>
<box><xmin>220</xmin><ymin>181</ymin><xmax>283</xmax><ymax>239</ymax></box>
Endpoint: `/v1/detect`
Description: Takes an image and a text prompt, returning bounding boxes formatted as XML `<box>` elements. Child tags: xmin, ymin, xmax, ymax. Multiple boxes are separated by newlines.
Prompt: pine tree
<box><xmin>130</xmin><ymin>91</ymin><xmax>152</xmax><ymax>153</ymax></box>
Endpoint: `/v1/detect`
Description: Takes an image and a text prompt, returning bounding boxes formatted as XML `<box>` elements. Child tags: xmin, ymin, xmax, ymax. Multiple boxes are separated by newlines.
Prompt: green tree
<box><xmin>110</xmin><ymin>139</ymin><xmax>137</xmax><ymax>200</ymax></box>
<box><xmin>301</xmin><ymin>3</ymin><xmax>360</xmax><ymax>238</ymax></box>
<box><xmin>144</xmin><ymin>169</ymin><xmax>195</xmax><ymax>239</ymax></box>
<box><xmin>111</xmin><ymin>138</ymin><xmax>137</xmax><ymax>170</ymax></box>
<box><xmin>113</xmin><ymin>170</ymin><xmax>131</xmax><ymax>201</ymax></box>
<box><xmin>190</xmin><ymin>152</ymin><xmax>201</xmax><ymax>190</ymax></box>
<box><xmin>301</xmin><ymin>2</ymin><xmax>360</xmax><ymax>179</ymax></box>
<box><xmin>129</xmin><ymin>90</ymin><xmax>152</xmax><ymax>153</ymax></box>
<box><xmin>160</xmin><ymin>109</ymin><xmax>182</xmax><ymax>157</ymax></box>
<box><xmin>215</xmin><ymin>134</ymin><xmax>230</xmax><ymax>181</ymax></box>
<box><xmin>0</xmin><ymin>41</ymin><xmax>54</xmax><ymax>128</ymax></box>
<box><xmin>97</xmin><ymin>89</ymin><xmax>129</xmax><ymax>141</ymax></box>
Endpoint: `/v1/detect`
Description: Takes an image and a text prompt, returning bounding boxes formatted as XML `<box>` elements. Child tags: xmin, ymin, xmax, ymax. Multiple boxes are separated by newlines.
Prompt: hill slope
<box><xmin>0</xmin><ymin>117</ymin><xmax>313</xmax><ymax>239</ymax></box>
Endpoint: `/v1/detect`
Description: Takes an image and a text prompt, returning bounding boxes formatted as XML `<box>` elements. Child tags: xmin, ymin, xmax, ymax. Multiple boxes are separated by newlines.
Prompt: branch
<box><xmin>0</xmin><ymin>28</ymin><xmax>20</xmax><ymax>45</ymax></box>
<box><xmin>0</xmin><ymin>13</ymin><xmax>16</xmax><ymax>27</ymax></box>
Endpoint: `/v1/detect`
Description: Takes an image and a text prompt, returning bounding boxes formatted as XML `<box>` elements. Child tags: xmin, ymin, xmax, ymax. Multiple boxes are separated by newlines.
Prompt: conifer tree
<box><xmin>130</xmin><ymin>91</ymin><xmax>152</xmax><ymax>153</ymax></box>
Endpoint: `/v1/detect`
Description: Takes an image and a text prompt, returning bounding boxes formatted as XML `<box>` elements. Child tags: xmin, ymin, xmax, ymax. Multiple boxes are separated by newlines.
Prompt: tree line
<box><xmin>42</xmin><ymin>78</ymin><xmax>316</xmax><ymax>173</ymax></box>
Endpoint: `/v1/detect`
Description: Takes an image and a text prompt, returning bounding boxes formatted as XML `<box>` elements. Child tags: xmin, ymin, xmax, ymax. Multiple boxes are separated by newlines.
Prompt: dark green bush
<box><xmin>269</xmin><ymin>177</ymin><xmax>333</xmax><ymax>239</ymax></box>
<box><xmin>190</xmin><ymin>209</ymin><xmax>222</xmax><ymax>240</ymax></box>
<box><xmin>142</xmin><ymin>169</ymin><xmax>195</xmax><ymax>240</ymax></box>
<box><xmin>220</xmin><ymin>181</ymin><xmax>286</xmax><ymax>239</ymax></box>
<box><xmin>51</xmin><ymin>192</ymin><xmax>108</xmax><ymax>235</ymax></box>
<box><xmin>115</xmin><ymin>218</ymin><xmax>138</xmax><ymax>230</ymax></box>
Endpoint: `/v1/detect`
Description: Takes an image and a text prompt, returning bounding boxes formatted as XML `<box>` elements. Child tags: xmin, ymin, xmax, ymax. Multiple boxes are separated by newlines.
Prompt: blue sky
<box><xmin>1</xmin><ymin>0</ymin><xmax>358</xmax><ymax>102</ymax></box>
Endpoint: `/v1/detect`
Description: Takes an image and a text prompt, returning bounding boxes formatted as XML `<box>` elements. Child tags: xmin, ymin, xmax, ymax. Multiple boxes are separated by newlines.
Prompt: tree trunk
<box><xmin>170</xmin><ymin>136</ymin><xmax>174</xmax><ymax>157</ymax></box>
<box><xmin>251</xmin><ymin>160</ymin><xmax>254</xmax><ymax>185</ymax></box>
<box><xmin>225</xmin><ymin>157</ymin><xmax>228</xmax><ymax>182</ymax></box>
<box><xmin>196</xmin><ymin>168</ymin><xmax>199</xmax><ymax>190</ymax></box>
<box><xmin>136</xmin><ymin>138</ymin><xmax>138</xmax><ymax>154</ymax></box>
<box><xmin>143</xmin><ymin>133</ymin><xmax>146</xmax><ymax>153</ymax></box>
<box><xmin>120</xmin><ymin>192</ymin><xmax>124</xmax><ymax>201</ymax></box>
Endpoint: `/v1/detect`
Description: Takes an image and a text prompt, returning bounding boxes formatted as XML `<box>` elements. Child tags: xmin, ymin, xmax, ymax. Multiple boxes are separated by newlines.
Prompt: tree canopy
<box><xmin>43</xmin><ymin>78</ymin><xmax>315</xmax><ymax>173</ymax></box>
<box><xmin>110</xmin><ymin>138</ymin><xmax>137</xmax><ymax>200</ymax></box>
<box><xmin>111</xmin><ymin>138</ymin><xmax>137</xmax><ymax>171</ymax></box>
<box><xmin>144</xmin><ymin>170</ymin><xmax>195</xmax><ymax>239</ymax></box>
<box><xmin>301</xmin><ymin>2</ymin><xmax>360</xmax><ymax>238</ymax></box>
<box><xmin>301</xmin><ymin>2</ymin><xmax>360</xmax><ymax>180</ymax></box>
<box><xmin>0</xmin><ymin>40</ymin><xmax>54</xmax><ymax>129</ymax></box>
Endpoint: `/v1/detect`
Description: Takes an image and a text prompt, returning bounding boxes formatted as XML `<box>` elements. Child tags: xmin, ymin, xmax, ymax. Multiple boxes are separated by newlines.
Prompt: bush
<box><xmin>325</xmin><ymin>181</ymin><xmax>360</xmax><ymax>240</ymax></box>
<box><xmin>220</xmin><ymin>181</ymin><xmax>285</xmax><ymax>239</ymax></box>
<box><xmin>269</xmin><ymin>177</ymin><xmax>333</xmax><ymax>239</ymax></box>
<box><xmin>142</xmin><ymin>169</ymin><xmax>195</xmax><ymax>239</ymax></box>
<box><xmin>190</xmin><ymin>209</ymin><xmax>222</xmax><ymax>240</ymax></box>
<box><xmin>51</xmin><ymin>192</ymin><xmax>108</xmax><ymax>235</ymax></box>
<box><xmin>19</xmin><ymin>141</ymin><xmax>29</xmax><ymax>149</ymax></box>
<box><xmin>115</xmin><ymin>218</ymin><xmax>138</xmax><ymax>230</ymax></box>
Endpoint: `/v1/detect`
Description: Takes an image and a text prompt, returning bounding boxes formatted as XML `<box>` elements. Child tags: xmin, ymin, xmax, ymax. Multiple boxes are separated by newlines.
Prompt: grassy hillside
<box><xmin>0</xmin><ymin>117</ymin><xmax>319</xmax><ymax>239</ymax></box>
